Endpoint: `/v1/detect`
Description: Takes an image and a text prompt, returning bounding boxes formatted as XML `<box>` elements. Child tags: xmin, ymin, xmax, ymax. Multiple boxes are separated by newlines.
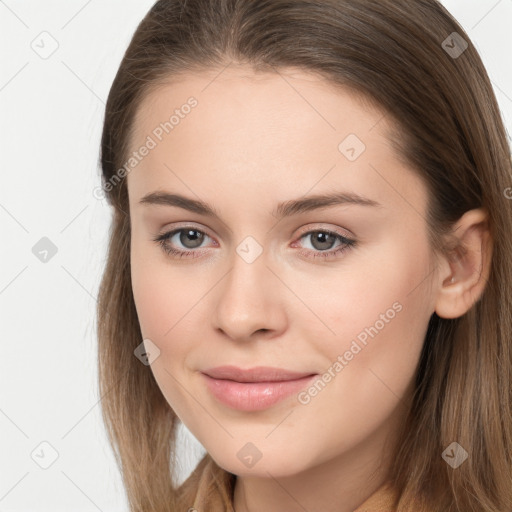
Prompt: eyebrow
<box><xmin>139</xmin><ymin>190</ymin><xmax>383</xmax><ymax>219</ymax></box>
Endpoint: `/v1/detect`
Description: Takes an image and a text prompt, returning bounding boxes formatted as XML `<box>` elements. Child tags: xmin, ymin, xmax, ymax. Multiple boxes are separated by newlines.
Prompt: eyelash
<box><xmin>152</xmin><ymin>226</ymin><xmax>356</xmax><ymax>260</ymax></box>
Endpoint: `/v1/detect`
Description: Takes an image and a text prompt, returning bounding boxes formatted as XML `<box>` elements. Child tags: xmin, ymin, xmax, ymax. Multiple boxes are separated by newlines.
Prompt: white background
<box><xmin>1</xmin><ymin>1</ymin><xmax>511</xmax><ymax>510</ymax></box>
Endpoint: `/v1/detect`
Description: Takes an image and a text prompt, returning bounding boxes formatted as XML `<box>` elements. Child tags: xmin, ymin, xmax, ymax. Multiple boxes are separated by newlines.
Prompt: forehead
<box><xmin>127</xmin><ymin>65</ymin><xmax>428</xmax><ymax>219</ymax></box>
<box><xmin>131</xmin><ymin>65</ymin><xmax>388</xmax><ymax>148</ymax></box>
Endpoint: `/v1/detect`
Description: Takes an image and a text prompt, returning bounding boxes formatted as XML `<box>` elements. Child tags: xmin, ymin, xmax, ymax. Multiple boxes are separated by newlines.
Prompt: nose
<box><xmin>211</xmin><ymin>248</ymin><xmax>287</xmax><ymax>342</ymax></box>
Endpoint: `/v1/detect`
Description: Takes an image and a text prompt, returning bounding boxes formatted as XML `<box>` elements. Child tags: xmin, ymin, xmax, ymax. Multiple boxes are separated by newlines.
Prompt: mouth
<box><xmin>202</xmin><ymin>365</ymin><xmax>316</xmax><ymax>382</ymax></box>
<box><xmin>200</xmin><ymin>366</ymin><xmax>318</xmax><ymax>411</ymax></box>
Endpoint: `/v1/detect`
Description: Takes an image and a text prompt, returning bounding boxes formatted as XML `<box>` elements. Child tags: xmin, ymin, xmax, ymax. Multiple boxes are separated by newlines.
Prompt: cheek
<box><xmin>131</xmin><ymin>269</ymin><xmax>202</xmax><ymax>368</ymax></box>
<box><xmin>307</xmin><ymin>238</ymin><xmax>433</xmax><ymax>410</ymax></box>
<box><xmin>130</xmin><ymin>240</ymin><xmax>216</xmax><ymax>383</ymax></box>
<box><xmin>130</xmin><ymin>250</ymin><xmax>200</xmax><ymax>418</ymax></box>
<box><xmin>130</xmin><ymin>226</ymin><xmax>197</xmax><ymax>340</ymax></box>
<box><xmin>131</xmin><ymin>261</ymin><xmax>172</xmax><ymax>340</ymax></box>
<box><xmin>131</xmin><ymin>234</ymin><xmax>184</xmax><ymax>350</ymax></box>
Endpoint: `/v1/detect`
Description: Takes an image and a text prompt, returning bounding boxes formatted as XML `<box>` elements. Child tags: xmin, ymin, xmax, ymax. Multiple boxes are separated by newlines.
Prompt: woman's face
<box><xmin>126</xmin><ymin>65</ymin><xmax>440</xmax><ymax>478</ymax></box>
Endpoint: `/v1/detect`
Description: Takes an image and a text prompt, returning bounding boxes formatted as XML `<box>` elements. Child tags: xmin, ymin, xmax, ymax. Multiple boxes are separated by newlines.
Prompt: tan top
<box><xmin>353</xmin><ymin>482</ymin><xmax>399</xmax><ymax>511</ymax></box>
<box><xmin>177</xmin><ymin>454</ymin><xmax>406</xmax><ymax>511</ymax></box>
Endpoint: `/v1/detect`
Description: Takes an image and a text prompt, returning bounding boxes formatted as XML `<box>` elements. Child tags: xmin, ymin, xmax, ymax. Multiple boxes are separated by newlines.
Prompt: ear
<box><xmin>434</xmin><ymin>208</ymin><xmax>493</xmax><ymax>319</ymax></box>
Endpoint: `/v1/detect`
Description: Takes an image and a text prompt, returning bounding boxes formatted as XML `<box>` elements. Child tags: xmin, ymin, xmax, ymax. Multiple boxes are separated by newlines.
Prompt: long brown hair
<box><xmin>97</xmin><ymin>1</ymin><xmax>512</xmax><ymax>510</ymax></box>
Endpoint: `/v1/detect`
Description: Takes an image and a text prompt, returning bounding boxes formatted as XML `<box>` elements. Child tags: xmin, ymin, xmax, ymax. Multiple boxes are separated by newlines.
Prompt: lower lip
<box><xmin>201</xmin><ymin>373</ymin><xmax>317</xmax><ymax>411</ymax></box>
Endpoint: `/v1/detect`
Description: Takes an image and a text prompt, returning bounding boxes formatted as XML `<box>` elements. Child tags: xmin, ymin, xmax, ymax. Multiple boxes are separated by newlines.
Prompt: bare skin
<box><xmin>125</xmin><ymin>64</ymin><xmax>492</xmax><ymax>512</ymax></box>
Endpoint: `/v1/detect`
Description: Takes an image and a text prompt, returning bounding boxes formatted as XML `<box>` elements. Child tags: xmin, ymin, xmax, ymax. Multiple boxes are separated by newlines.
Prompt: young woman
<box><xmin>96</xmin><ymin>1</ymin><xmax>512</xmax><ymax>510</ymax></box>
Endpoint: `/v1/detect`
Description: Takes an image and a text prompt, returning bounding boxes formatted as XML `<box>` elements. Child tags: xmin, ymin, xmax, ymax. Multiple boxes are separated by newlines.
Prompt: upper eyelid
<box><xmin>295</xmin><ymin>223</ymin><xmax>353</xmax><ymax>239</ymax></box>
<box><xmin>164</xmin><ymin>223</ymin><xmax>215</xmax><ymax>241</ymax></box>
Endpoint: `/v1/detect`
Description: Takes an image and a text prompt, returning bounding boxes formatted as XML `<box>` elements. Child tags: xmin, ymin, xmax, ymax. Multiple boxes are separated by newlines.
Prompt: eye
<box><xmin>293</xmin><ymin>229</ymin><xmax>356</xmax><ymax>260</ymax></box>
<box><xmin>152</xmin><ymin>227</ymin><xmax>214</xmax><ymax>258</ymax></box>
<box><xmin>152</xmin><ymin>226</ymin><xmax>356</xmax><ymax>260</ymax></box>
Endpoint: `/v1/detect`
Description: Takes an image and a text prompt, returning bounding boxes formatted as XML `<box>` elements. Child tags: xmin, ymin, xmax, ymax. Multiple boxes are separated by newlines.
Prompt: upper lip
<box><xmin>201</xmin><ymin>365</ymin><xmax>317</xmax><ymax>383</ymax></box>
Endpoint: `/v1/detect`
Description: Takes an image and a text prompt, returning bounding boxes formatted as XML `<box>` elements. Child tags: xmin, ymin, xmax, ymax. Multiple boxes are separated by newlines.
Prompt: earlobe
<box><xmin>434</xmin><ymin>208</ymin><xmax>493</xmax><ymax>319</ymax></box>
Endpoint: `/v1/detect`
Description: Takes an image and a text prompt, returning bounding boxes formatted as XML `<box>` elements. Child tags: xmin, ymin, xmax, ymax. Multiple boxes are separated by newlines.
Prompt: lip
<box><xmin>201</xmin><ymin>366</ymin><xmax>318</xmax><ymax>411</ymax></box>
<box><xmin>202</xmin><ymin>365</ymin><xmax>315</xmax><ymax>382</ymax></box>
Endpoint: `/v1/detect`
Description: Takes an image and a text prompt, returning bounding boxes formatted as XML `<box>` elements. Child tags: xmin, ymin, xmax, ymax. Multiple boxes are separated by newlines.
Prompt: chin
<box><xmin>209</xmin><ymin>445</ymin><xmax>315</xmax><ymax>479</ymax></box>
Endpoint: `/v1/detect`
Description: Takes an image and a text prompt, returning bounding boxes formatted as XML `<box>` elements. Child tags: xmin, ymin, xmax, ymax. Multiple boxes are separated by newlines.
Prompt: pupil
<box><xmin>314</xmin><ymin>232</ymin><xmax>334</xmax><ymax>250</ymax></box>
